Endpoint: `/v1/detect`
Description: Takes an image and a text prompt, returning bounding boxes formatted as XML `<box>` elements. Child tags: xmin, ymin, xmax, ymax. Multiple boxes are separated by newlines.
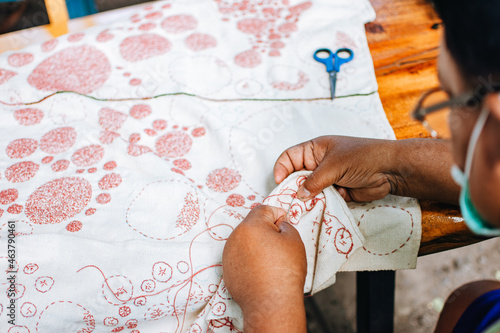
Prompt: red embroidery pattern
<box><xmin>25</xmin><ymin>177</ymin><xmax>92</xmax><ymax>225</ymax></box>
<box><xmin>27</xmin><ymin>45</ymin><xmax>111</xmax><ymax>94</ymax></box>
<box><xmin>185</xmin><ymin>33</ymin><xmax>218</xmax><ymax>51</ymax></box>
<box><xmin>215</xmin><ymin>0</ymin><xmax>312</xmax><ymax>67</ymax></box>
<box><xmin>206</xmin><ymin>168</ymin><xmax>241</xmax><ymax>193</ymax></box>
<box><xmin>13</xmin><ymin>108</ymin><xmax>43</xmax><ymax>126</ymax></box>
<box><xmin>39</xmin><ymin>127</ymin><xmax>77</xmax><ymax>154</ymax></box>
<box><xmin>6</xmin><ymin>139</ymin><xmax>38</xmax><ymax>159</ymax></box>
<box><xmin>0</xmin><ymin>68</ymin><xmax>17</xmax><ymax>85</ymax></box>
<box><xmin>119</xmin><ymin>34</ymin><xmax>172</xmax><ymax>62</ymax></box>
<box><xmin>8</xmin><ymin>53</ymin><xmax>34</xmax><ymax>67</ymax></box>
<box><xmin>161</xmin><ymin>14</ymin><xmax>198</xmax><ymax>33</ymax></box>
<box><xmin>5</xmin><ymin>161</ymin><xmax>39</xmax><ymax>183</ymax></box>
<box><xmin>0</xmin><ymin>188</ymin><xmax>19</xmax><ymax>205</ymax></box>
<box><xmin>175</xmin><ymin>192</ymin><xmax>200</xmax><ymax>231</ymax></box>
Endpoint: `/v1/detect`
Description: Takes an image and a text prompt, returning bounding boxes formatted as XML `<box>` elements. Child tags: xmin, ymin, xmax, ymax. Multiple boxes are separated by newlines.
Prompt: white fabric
<box><xmin>0</xmin><ymin>0</ymin><xmax>421</xmax><ymax>332</ymax></box>
<box><xmin>263</xmin><ymin>171</ymin><xmax>365</xmax><ymax>293</ymax></box>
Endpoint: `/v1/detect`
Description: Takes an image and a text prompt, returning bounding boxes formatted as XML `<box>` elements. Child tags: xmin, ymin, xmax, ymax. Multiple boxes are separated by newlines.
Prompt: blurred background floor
<box><xmin>305</xmin><ymin>237</ymin><xmax>500</xmax><ymax>332</ymax></box>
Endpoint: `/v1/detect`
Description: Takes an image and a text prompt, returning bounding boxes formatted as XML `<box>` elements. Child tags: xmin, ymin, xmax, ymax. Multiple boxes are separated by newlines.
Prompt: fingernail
<box><xmin>297</xmin><ymin>187</ymin><xmax>310</xmax><ymax>201</ymax></box>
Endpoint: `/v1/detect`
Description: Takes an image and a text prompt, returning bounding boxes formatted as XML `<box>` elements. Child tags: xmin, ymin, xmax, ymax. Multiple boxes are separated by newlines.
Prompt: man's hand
<box><xmin>223</xmin><ymin>205</ymin><xmax>307</xmax><ymax>333</ymax></box>
<box><xmin>274</xmin><ymin>135</ymin><xmax>397</xmax><ymax>202</ymax></box>
<box><xmin>273</xmin><ymin>136</ymin><xmax>459</xmax><ymax>204</ymax></box>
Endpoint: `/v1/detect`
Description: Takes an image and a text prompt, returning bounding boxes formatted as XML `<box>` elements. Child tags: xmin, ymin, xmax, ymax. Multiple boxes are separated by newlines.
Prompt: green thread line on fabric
<box><xmin>9</xmin><ymin>90</ymin><xmax>378</xmax><ymax>106</ymax></box>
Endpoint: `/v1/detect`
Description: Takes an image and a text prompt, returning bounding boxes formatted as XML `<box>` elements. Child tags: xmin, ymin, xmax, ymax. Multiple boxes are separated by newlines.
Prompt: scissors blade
<box><xmin>329</xmin><ymin>71</ymin><xmax>337</xmax><ymax>100</ymax></box>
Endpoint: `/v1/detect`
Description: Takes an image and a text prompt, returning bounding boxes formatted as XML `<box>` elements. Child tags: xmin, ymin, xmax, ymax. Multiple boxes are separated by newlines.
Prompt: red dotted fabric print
<box><xmin>99</xmin><ymin>108</ymin><xmax>127</xmax><ymax>131</ymax></box>
<box><xmin>103</xmin><ymin>161</ymin><xmax>117</xmax><ymax>171</ymax></box>
<box><xmin>96</xmin><ymin>193</ymin><xmax>111</xmax><ymax>204</ymax></box>
<box><xmin>191</xmin><ymin>127</ymin><xmax>206</xmax><ymax>137</ymax></box>
<box><xmin>67</xmin><ymin>33</ymin><xmax>84</xmax><ymax>42</ymax></box>
<box><xmin>129</xmin><ymin>133</ymin><xmax>141</xmax><ymax>143</ymax></box>
<box><xmin>0</xmin><ymin>68</ymin><xmax>17</xmax><ymax>85</ymax></box>
<box><xmin>173</xmin><ymin>159</ymin><xmax>191</xmax><ymax>170</ymax></box>
<box><xmin>40</xmin><ymin>127</ymin><xmax>77</xmax><ymax>154</ymax></box>
<box><xmin>155</xmin><ymin>131</ymin><xmax>193</xmax><ymax>158</ymax></box>
<box><xmin>8</xmin><ymin>53</ymin><xmax>34</xmax><ymax>67</ymax></box>
<box><xmin>0</xmin><ymin>188</ymin><xmax>18</xmax><ymax>205</ymax></box>
<box><xmin>237</xmin><ymin>18</ymin><xmax>268</xmax><ymax>34</ymax></box>
<box><xmin>71</xmin><ymin>145</ymin><xmax>105</xmax><ymax>167</ymax></box>
<box><xmin>144</xmin><ymin>129</ymin><xmax>156</xmax><ymax>136</ymax></box>
<box><xmin>42</xmin><ymin>156</ymin><xmax>54</xmax><ymax>164</ymax></box>
<box><xmin>146</xmin><ymin>11</ymin><xmax>162</xmax><ymax>19</ymax></box>
<box><xmin>175</xmin><ymin>192</ymin><xmax>200</xmax><ymax>231</ymax></box>
<box><xmin>119</xmin><ymin>34</ymin><xmax>172</xmax><ymax>62</ymax></box>
<box><xmin>8</xmin><ymin>204</ymin><xmax>23</xmax><ymax>214</ymax></box>
<box><xmin>271</xmin><ymin>70</ymin><xmax>309</xmax><ymax>90</ymax></box>
<box><xmin>226</xmin><ymin>194</ymin><xmax>245</xmax><ymax>207</ymax></box>
<box><xmin>185</xmin><ymin>33</ymin><xmax>217</xmax><ymax>51</ymax></box>
<box><xmin>129</xmin><ymin>104</ymin><xmax>152</xmax><ymax>119</ymax></box>
<box><xmin>14</xmin><ymin>108</ymin><xmax>44</xmax><ymax>126</ymax></box>
<box><xmin>128</xmin><ymin>144</ymin><xmax>152</xmax><ymax>156</ymax></box>
<box><xmin>85</xmin><ymin>208</ymin><xmax>96</xmax><ymax>215</ymax></box>
<box><xmin>99</xmin><ymin>130</ymin><xmax>119</xmax><ymax>144</ymax></box>
<box><xmin>161</xmin><ymin>14</ymin><xmax>198</xmax><ymax>33</ymax></box>
<box><xmin>206</xmin><ymin>168</ymin><xmax>241</xmax><ymax>192</ymax></box>
<box><xmin>27</xmin><ymin>45</ymin><xmax>111</xmax><ymax>94</ymax></box>
<box><xmin>129</xmin><ymin>78</ymin><xmax>141</xmax><ymax>86</ymax></box>
<box><xmin>234</xmin><ymin>49</ymin><xmax>261</xmax><ymax>68</ymax></box>
<box><xmin>25</xmin><ymin>177</ymin><xmax>92</xmax><ymax>224</ymax></box>
<box><xmin>51</xmin><ymin>159</ymin><xmax>70</xmax><ymax>172</ymax></box>
<box><xmin>41</xmin><ymin>39</ymin><xmax>58</xmax><ymax>52</ymax></box>
<box><xmin>98</xmin><ymin>173</ymin><xmax>122</xmax><ymax>190</ymax></box>
<box><xmin>152</xmin><ymin>119</ymin><xmax>167</xmax><ymax>130</ymax></box>
<box><xmin>215</xmin><ymin>0</ymin><xmax>312</xmax><ymax>65</ymax></box>
<box><xmin>96</xmin><ymin>29</ymin><xmax>114</xmax><ymax>42</ymax></box>
<box><xmin>5</xmin><ymin>161</ymin><xmax>39</xmax><ymax>183</ymax></box>
<box><xmin>139</xmin><ymin>22</ymin><xmax>156</xmax><ymax>31</ymax></box>
<box><xmin>6</xmin><ymin>139</ymin><xmax>38</xmax><ymax>159</ymax></box>
<box><xmin>66</xmin><ymin>220</ymin><xmax>83</xmax><ymax>232</ymax></box>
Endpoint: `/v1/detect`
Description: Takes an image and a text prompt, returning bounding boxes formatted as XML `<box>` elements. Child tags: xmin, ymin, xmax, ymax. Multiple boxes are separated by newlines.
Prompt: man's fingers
<box><xmin>274</xmin><ymin>143</ymin><xmax>316</xmax><ymax>184</ymax></box>
<box><xmin>297</xmin><ymin>159</ymin><xmax>338</xmax><ymax>201</ymax></box>
<box><xmin>245</xmin><ymin>205</ymin><xmax>287</xmax><ymax>227</ymax></box>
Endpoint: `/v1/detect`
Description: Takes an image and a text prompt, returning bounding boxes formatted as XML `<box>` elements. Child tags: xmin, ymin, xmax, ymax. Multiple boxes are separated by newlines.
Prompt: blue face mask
<box><xmin>450</xmin><ymin>107</ymin><xmax>500</xmax><ymax>236</ymax></box>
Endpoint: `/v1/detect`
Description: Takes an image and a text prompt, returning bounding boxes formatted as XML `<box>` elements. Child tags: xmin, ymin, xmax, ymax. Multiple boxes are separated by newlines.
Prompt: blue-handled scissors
<box><xmin>313</xmin><ymin>48</ymin><xmax>354</xmax><ymax>100</ymax></box>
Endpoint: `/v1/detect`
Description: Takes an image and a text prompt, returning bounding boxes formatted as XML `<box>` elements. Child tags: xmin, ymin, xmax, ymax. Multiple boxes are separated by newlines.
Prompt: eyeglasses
<box><xmin>411</xmin><ymin>87</ymin><xmax>479</xmax><ymax>139</ymax></box>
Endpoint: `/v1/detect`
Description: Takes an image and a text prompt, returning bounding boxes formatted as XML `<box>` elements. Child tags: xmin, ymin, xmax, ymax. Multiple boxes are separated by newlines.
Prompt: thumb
<box><xmin>276</xmin><ymin>219</ymin><xmax>303</xmax><ymax>241</ymax></box>
<box><xmin>296</xmin><ymin>160</ymin><xmax>338</xmax><ymax>201</ymax></box>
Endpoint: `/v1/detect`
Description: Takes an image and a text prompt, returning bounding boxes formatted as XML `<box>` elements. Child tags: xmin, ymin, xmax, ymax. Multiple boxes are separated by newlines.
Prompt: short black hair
<box><xmin>431</xmin><ymin>0</ymin><xmax>500</xmax><ymax>88</ymax></box>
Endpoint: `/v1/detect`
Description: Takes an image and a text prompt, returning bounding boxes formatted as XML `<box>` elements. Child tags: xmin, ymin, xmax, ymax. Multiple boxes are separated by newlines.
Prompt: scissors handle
<box><xmin>313</xmin><ymin>48</ymin><xmax>335</xmax><ymax>72</ymax></box>
<box><xmin>333</xmin><ymin>48</ymin><xmax>354</xmax><ymax>72</ymax></box>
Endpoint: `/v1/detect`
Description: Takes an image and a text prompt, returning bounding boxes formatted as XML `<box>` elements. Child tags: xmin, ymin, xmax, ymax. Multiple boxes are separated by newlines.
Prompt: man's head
<box><xmin>432</xmin><ymin>0</ymin><xmax>500</xmax><ymax>227</ymax></box>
